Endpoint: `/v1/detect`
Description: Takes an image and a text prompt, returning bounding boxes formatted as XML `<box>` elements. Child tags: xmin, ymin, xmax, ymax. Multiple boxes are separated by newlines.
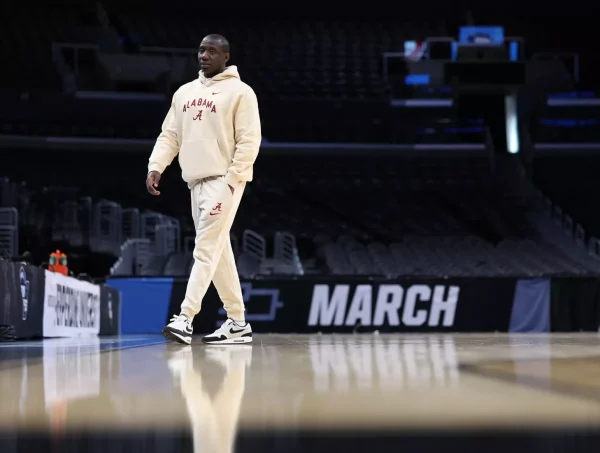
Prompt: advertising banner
<box><xmin>43</xmin><ymin>271</ymin><xmax>101</xmax><ymax>338</ymax></box>
<box><xmin>166</xmin><ymin>278</ymin><xmax>519</xmax><ymax>334</ymax></box>
<box><xmin>109</xmin><ymin>276</ymin><xmax>600</xmax><ymax>335</ymax></box>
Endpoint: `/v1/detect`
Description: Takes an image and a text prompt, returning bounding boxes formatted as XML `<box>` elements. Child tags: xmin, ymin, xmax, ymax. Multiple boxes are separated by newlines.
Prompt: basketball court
<box><xmin>1</xmin><ymin>333</ymin><xmax>600</xmax><ymax>451</ymax></box>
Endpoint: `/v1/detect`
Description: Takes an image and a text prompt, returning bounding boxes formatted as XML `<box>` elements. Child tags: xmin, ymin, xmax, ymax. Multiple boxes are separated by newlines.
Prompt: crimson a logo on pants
<box><xmin>307</xmin><ymin>284</ymin><xmax>459</xmax><ymax>328</ymax></box>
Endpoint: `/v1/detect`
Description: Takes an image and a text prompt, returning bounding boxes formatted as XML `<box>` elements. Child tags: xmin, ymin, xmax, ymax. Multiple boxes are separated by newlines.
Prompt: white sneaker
<box><xmin>202</xmin><ymin>319</ymin><xmax>252</xmax><ymax>345</ymax></box>
<box><xmin>163</xmin><ymin>314</ymin><xmax>193</xmax><ymax>345</ymax></box>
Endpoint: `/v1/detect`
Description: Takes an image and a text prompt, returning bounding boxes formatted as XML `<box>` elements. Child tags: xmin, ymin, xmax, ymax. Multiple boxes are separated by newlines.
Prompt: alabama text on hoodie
<box><xmin>148</xmin><ymin>65</ymin><xmax>262</xmax><ymax>187</ymax></box>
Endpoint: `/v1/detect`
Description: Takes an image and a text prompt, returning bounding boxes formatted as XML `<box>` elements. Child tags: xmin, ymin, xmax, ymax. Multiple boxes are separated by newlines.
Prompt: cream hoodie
<box><xmin>148</xmin><ymin>65</ymin><xmax>261</xmax><ymax>187</ymax></box>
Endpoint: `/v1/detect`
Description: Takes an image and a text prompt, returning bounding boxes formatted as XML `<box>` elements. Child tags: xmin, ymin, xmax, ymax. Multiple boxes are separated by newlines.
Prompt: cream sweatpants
<box><xmin>180</xmin><ymin>175</ymin><xmax>246</xmax><ymax>322</ymax></box>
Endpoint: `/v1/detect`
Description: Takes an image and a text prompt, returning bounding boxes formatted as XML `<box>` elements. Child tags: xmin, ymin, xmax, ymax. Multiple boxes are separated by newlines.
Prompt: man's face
<box><xmin>198</xmin><ymin>39</ymin><xmax>229</xmax><ymax>76</ymax></box>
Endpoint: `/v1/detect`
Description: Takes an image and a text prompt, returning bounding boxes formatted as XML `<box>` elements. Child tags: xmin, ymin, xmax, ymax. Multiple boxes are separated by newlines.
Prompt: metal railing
<box><xmin>141</xmin><ymin>211</ymin><xmax>168</xmax><ymax>243</ymax></box>
<box><xmin>52</xmin><ymin>200</ymin><xmax>75</xmax><ymax>243</ymax></box>
<box><xmin>121</xmin><ymin>208</ymin><xmax>141</xmax><ymax>240</ymax></box>
<box><xmin>90</xmin><ymin>200</ymin><xmax>123</xmax><ymax>255</ymax></box>
<box><xmin>241</xmin><ymin>230</ymin><xmax>266</xmax><ymax>262</ymax></box>
<box><xmin>274</xmin><ymin>231</ymin><xmax>304</xmax><ymax>275</ymax></box>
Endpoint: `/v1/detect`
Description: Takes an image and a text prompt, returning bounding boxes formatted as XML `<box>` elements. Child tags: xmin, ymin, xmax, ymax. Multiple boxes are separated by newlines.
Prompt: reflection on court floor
<box><xmin>308</xmin><ymin>336</ymin><xmax>460</xmax><ymax>391</ymax></box>
<box><xmin>1</xmin><ymin>334</ymin><xmax>600</xmax><ymax>451</ymax></box>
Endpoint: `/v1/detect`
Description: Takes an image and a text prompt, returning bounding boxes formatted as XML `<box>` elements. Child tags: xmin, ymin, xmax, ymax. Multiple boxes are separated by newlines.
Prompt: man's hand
<box><xmin>146</xmin><ymin>171</ymin><xmax>161</xmax><ymax>196</ymax></box>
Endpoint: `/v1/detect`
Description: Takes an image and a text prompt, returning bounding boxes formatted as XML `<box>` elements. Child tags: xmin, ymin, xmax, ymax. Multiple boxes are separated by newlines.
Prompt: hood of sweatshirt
<box><xmin>198</xmin><ymin>65</ymin><xmax>240</xmax><ymax>87</ymax></box>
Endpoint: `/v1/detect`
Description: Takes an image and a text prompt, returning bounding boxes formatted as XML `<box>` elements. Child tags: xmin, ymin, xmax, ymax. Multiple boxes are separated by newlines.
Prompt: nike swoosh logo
<box><xmin>230</xmin><ymin>328</ymin><xmax>245</xmax><ymax>334</ymax></box>
<box><xmin>212</xmin><ymin>92</ymin><xmax>220</xmax><ymax>95</ymax></box>
<box><xmin>209</xmin><ymin>212</ymin><xmax>221</xmax><ymax>216</ymax></box>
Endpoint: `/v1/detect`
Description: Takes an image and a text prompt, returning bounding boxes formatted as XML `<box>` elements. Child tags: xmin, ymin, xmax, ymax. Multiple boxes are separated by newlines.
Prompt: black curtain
<box><xmin>551</xmin><ymin>277</ymin><xmax>600</xmax><ymax>331</ymax></box>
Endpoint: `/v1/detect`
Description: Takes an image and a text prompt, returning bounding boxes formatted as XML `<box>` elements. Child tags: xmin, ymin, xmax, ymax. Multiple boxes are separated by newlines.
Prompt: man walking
<box><xmin>146</xmin><ymin>34</ymin><xmax>261</xmax><ymax>345</ymax></box>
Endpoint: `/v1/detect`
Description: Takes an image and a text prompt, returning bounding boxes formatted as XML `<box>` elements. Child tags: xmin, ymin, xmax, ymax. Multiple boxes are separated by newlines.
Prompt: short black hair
<box><xmin>201</xmin><ymin>34</ymin><xmax>230</xmax><ymax>53</ymax></box>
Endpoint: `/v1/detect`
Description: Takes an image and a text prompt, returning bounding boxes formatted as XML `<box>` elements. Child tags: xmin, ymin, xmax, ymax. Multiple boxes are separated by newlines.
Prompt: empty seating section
<box><xmin>3</xmin><ymin>0</ymin><xmax>456</xmax><ymax>102</ymax></box>
<box><xmin>100</xmin><ymin>2</ymin><xmax>447</xmax><ymax>100</ymax></box>
<box><xmin>2</xmin><ymin>2</ymin><xmax>101</xmax><ymax>91</ymax></box>
<box><xmin>241</xmin><ymin>156</ymin><xmax>506</xmax><ymax>240</ymax></box>
<box><xmin>240</xmin><ymin>155</ymin><xmax>600</xmax><ymax>276</ymax></box>
<box><xmin>0</xmin><ymin>174</ymin><xmax>304</xmax><ymax>277</ymax></box>
<box><xmin>0</xmin><ymin>7</ymin><xmax>494</xmax><ymax>143</ymax></box>
<box><xmin>2</xmin><ymin>155</ymin><xmax>599</xmax><ymax>277</ymax></box>
<box><xmin>534</xmin><ymin>156</ymin><xmax>600</xmax><ymax>240</ymax></box>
